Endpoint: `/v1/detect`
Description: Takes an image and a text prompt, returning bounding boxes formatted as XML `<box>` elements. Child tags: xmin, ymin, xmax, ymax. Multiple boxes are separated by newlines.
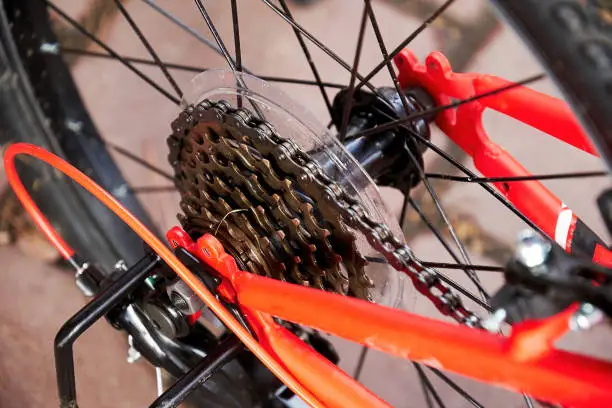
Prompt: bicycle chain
<box><xmin>168</xmin><ymin>99</ymin><xmax>481</xmax><ymax>326</ymax></box>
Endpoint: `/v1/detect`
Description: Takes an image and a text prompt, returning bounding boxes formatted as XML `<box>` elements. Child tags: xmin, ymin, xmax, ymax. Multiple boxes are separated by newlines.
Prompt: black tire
<box><xmin>0</xmin><ymin>0</ymin><xmax>155</xmax><ymax>271</ymax></box>
<box><xmin>492</xmin><ymin>0</ymin><xmax>612</xmax><ymax>167</ymax></box>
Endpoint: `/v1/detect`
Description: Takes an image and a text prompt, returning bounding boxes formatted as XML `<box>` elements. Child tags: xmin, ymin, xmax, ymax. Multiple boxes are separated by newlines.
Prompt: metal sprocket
<box><xmin>168</xmin><ymin>100</ymin><xmax>371</xmax><ymax>298</ymax></box>
<box><xmin>168</xmin><ymin>98</ymin><xmax>479</xmax><ymax>326</ymax></box>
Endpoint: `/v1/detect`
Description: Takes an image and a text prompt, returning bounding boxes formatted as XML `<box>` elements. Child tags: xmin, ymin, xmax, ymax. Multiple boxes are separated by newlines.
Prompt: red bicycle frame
<box><xmin>166</xmin><ymin>226</ymin><xmax>612</xmax><ymax>408</ymax></box>
<box><xmin>394</xmin><ymin>50</ymin><xmax>612</xmax><ymax>267</ymax></box>
<box><xmin>5</xmin><ymin>50</ymin><xmax>612</xmax><ymax>408</ymax></box>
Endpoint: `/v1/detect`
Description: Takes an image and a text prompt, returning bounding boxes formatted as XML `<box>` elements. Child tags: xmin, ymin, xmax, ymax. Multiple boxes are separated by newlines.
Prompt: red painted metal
<box><xmin>594</xmin><ymin>244</ymin><xmax>612</xmax><ymax>268</ymax></box>
<box><xmin>394</xmin><ymin>50</ymin><xmax>608</xmax><ymax>260</ymax></box>
<box><xmin>394</xmin><ymin>50</ymin><xmax>596</xmax><ymax>155</ymax></box>
<box><xmin>231</xmin><ymin>263</ymin><xmax>612</xmax><ymax>408</ymax></box>
<box><xmin>174</xmin><ymin>228</ymin><xmax>612</xmax><ymax>407</ymax></box>
<box><xmin>170</xmin><ymin>227</ymin><xmax>391</xmax><ymax>408</ymax></box>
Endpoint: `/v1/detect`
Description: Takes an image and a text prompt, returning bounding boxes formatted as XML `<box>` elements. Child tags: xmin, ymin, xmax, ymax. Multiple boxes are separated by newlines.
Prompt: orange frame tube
<box><xmin>176</xmin><ymin>229</ymin><xmax>612</xmax><ymax>408</ymax></box>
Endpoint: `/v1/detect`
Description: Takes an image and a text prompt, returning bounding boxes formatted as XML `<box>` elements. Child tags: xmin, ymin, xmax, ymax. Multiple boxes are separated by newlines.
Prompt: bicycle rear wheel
<box><xmin>2</xmin><ymin>0</ymin><xmax>612</xmax><ymax>407</ymax></box>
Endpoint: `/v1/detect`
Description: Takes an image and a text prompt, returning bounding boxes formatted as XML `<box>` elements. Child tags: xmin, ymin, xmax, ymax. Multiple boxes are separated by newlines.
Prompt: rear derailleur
<box><xmin>66</xmin><ymin>245</ymin><xmax>337</xmax><ymax>408</ymax></box>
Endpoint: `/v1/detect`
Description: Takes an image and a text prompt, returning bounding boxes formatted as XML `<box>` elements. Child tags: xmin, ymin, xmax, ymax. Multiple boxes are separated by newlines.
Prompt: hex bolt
<box><xmin>114</xmin><ymin>259</ymin><xmax>128</xmax><ymax>272</ymax></box>
<box><xmin>569</xmin><ymin>303</ymin><xmax>604</xmax><ymax>331</ymax></box>
<box><xmin>515</xmin><ymin>229</ymin><xmax>552</xmax><ymax>269</ymax></box>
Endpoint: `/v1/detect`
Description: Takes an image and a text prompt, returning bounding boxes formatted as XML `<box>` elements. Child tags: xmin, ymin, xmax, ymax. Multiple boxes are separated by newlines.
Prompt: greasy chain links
<box><xmin>168</xmin><ymin>99</ymin><xmax>481</xmax><ymax>326</ymax></box>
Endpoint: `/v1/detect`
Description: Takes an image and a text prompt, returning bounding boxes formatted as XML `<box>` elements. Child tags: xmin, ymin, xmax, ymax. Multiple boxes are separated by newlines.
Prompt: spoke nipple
<box><xmin>515</xmin><ymin>229</ymin><xmax>552</xmax><ymax>269</ymax></box>
<box><xmin>482</xmin><ymin>308</ymin><xmax>507</xmax><ymax>333</ymax></box>
<box><xmin>569</xmin><ymin>303</ymin><xmax>604</xmax><ymax>331</ymax></box>
<box><xmin>65</xmin><ymin>119</ymin><xmax>84</xmax><ymax>133</ymax></box>
<box><xmin>39</xmin><ymin>42</ymin><xmax>60</xmax><ymax>54</ymax></box>
<box><xmin>112</xmin><ymin>183</ymin><xmax>129</xmax><ymax>198</ymax></box>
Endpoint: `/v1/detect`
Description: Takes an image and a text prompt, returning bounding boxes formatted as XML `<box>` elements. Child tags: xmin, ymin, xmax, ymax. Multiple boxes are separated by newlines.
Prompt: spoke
<box><xmin>356</xmin><ymin>0</ymin><xmax>456</xmax><ymax>90</ymax></box>
<box><xmin>399</xmin><ymin>193</ymin><xmax>411</xmax><ymax>228</ymax></box>
<box><xmin>362</xmin><ymin>256</ymin><xmax>491</xmax><ymax>310</ymax></box>
<box><xmin>420</xmin><ymin>262</ymin><xmax>504</xmax><ymax>272</ymax></box>
<box><xmin>363</xmin><ymin>0</ymin><xmax>487</xmax><ymax>302</ymax></box>
<box><xmin>406</xmin><ymin>148</ymin><xmax>489</xmax><ymax>302</ymax></box>
<box><xmin>407</xmin><ymin>195</ymin><xmax>463</xmax><ymax>261</ymax></box>
<box><xmin>356</xmin><ymin>73</ymin><xmax>546</xmax><ymax>140</ymax></box>
<box><xmin>436</xmin><ymin>273</ymin><xmax>491</xmax><ymax>311</ymax></box>
<box><xmin>278</xmin><ymin>0</ymin><xmax>333</xmax><ymax>119</ymax></box>
<box><xmin>421</xmin><ymin>377</ymin><xmax>435</xmax><ymax>408</ymax></box>
<box><xmin>193</xmin><ymin>0</ymin><xmax>237</xmax><ymax>73</ymax></box>
<box><xmin>365</xmin><ymin>0</ymin><xmax>411</xmax><ymax>115</ymax></box>
<box><xmin>406</xmin><ymin>187</ymin><xmax>490</xmax><ymax>301</ymax></box>
<box><xmin>61</xmin><ymin>47</ymin><xmax>346</xmax><ymax>89</ymax></box>
<box><xmin>63</xmin><ymin>124</ymin><xmax>174</xmax><ymax>181</ymax></box>
<box><xmin>114</xmin><ymin>0</ymin><xmax>183</xmax><ymax>98</ymax></box>
<box><xmin>141</xmin><ymin>0</ymin><xmax>246</xmax><ymax>72</ymax></box>
<box><xmin>425</xmin><ymin>171</ymin><xmax>608</xmax><ymax>183</ymax></box>
<box><xmin>523</xmin><ymin>394</ymin><xmax>536</xmax><ymax>408</ymax></box>
<box><xmin>365</xmin><ymin>256</ymin><xmax>503</xmax><ymax>272</ymax></box>
<box><xmin>413</xmin><ymin>363</ymin><xmax>447</xmax><ymax>408</ymax></box>
<box><xmin>407</xmin><ymin>198</ymin><xmax>500</xmax><ymax>295</ymax></box>
<box><xmin>103</xmin><ymin>145</ymin><xmax>174</xmax><ymax>182</ymax></box>
<box><xmin>230</xmin><ymin>0</ymin><xmax>243</xmax><ymax>107</ymax></box>
<box><xmin>193</xmin><ymin>0</ymin><xmax>263</xmax><ymax>118</ymax></box>
<box><xmin>262</xmin><ymin>0</ymin><xmax>377</xmax><ymax>92</ymax></box>
<box><xmin>428</xmin><ymin>368</ymin><xmax>485</xmax><ymax>408</ymax></box>
<box><xmin>45</xmin><ymin>1</ymin><xmax>180</xmax><ymax>105</ymax></box>
<box><xmin>339</xmin><ymin>4</ymin><xmax>369</xmax><ymax>142</ymax></box>
<box><xmin>130</xmin><ymin>186</ymin><xmax>176</xmax><ymax>194</ymax></box>
<box><xmin>230</xmin><ymin>0</ymin><xmax>242</xmax><ymax>73</ymax></box>
<box><xmin>352</xmin><ymin>346</ymin><xmax>369</xmax><ymax>381</ymax></box>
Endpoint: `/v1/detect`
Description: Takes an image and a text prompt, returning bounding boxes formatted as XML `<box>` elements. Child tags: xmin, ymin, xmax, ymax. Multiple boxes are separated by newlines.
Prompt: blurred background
<box><xmin>0</xmin><ymin>0</ymin><xmax>609</xmax><ymax>407</ymax></box>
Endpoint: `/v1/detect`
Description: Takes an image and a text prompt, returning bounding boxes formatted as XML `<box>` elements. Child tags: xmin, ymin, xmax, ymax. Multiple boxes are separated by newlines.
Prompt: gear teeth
<box><xmin>171</xmin><ymin>100</ymin><xmax>370</xmax><ymax>298</ymax></box>
<box><xmin>169</xmin><ymin>99</ymin><xmax>481</xmax><ymax>323</ymax></box>
<box><xmin>234</xmin><ymin>133</ymin><xmax>346</xmax><ymax>279</ymax></box>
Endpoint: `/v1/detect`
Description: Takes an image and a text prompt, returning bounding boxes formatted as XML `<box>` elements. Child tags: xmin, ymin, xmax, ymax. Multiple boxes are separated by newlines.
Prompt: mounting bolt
<box><xmin>482</xmin><ymin>308</ymin><xmax>507</xmax><ymax>333</ymax></box>
<box><xmin>569</xmin><ymin>303</ymin><xmax>604</xmax><ymax>331</ymax></box>
<box><xmin>113</xmin><ymin>259</ymin><xmax>128</xmax><ymax>272</ymax></box>
<box><xmin>515</xmin><ymin>230</ymin><xmax>552</xmax><ymax>270</ymax></box>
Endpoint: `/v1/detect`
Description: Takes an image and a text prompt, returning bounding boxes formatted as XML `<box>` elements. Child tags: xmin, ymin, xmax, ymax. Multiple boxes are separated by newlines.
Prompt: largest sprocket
<box><xmin>168</xmin><ymin>100</ymin><xmax>371</xmax><ymax>299</ymax></box>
